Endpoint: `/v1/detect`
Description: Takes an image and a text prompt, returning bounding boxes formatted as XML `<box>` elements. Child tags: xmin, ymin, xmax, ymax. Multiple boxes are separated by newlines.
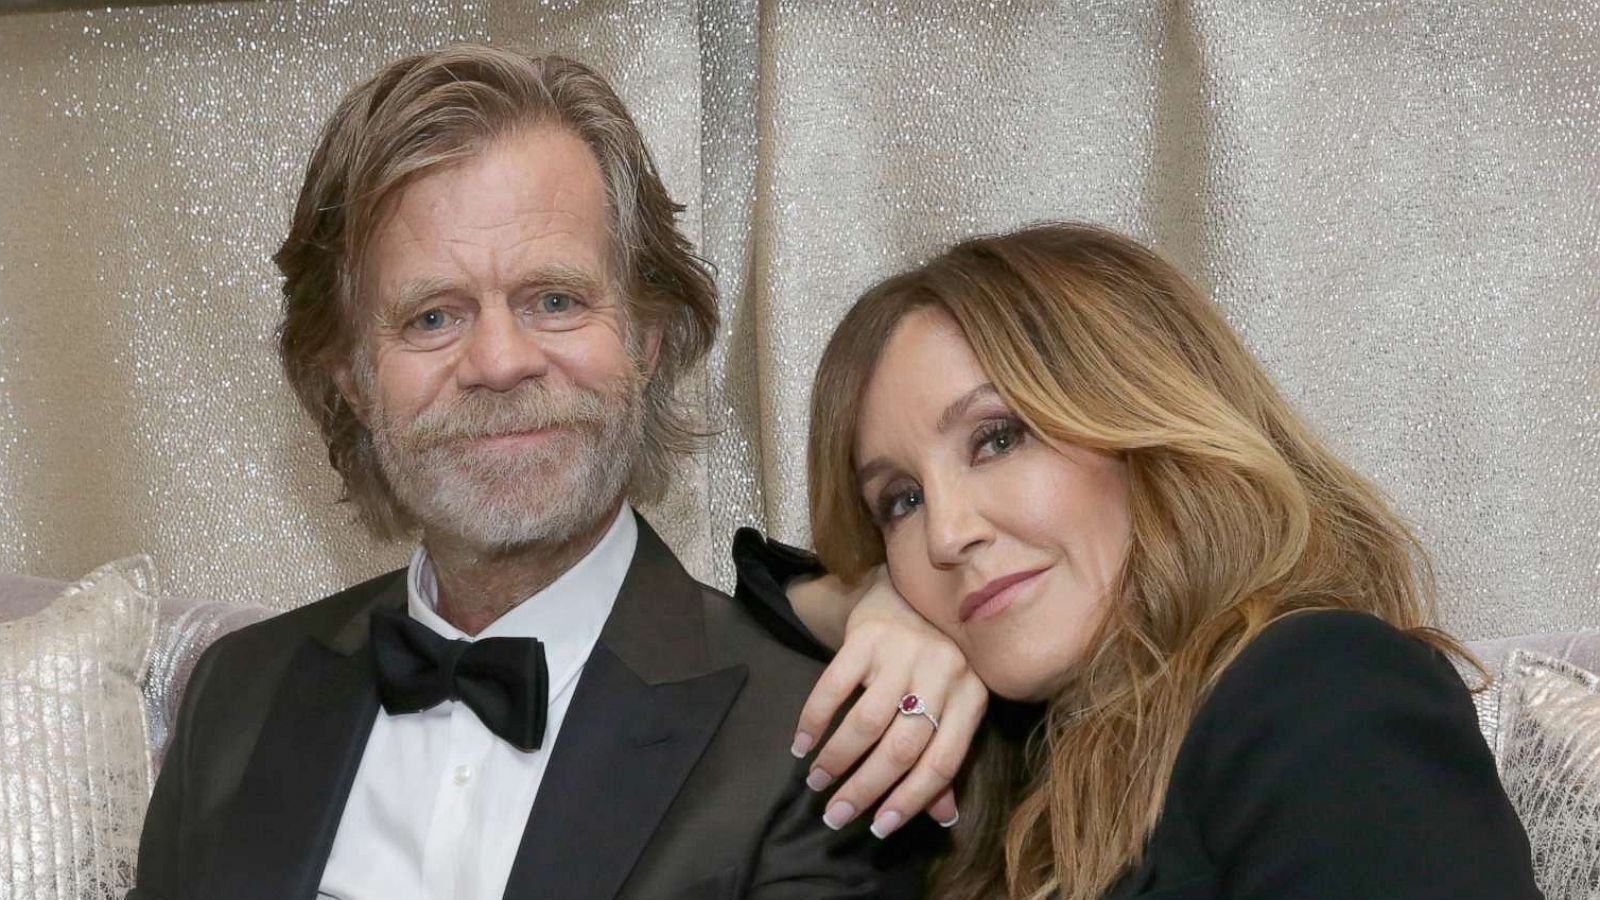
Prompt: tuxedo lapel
<box><xmin>502</xmin><ymin>516</ymin><xmax>749</xmax><ymax>900</ymax></box>
<box><xmin>503</xmin><ymin>646</ymin><xmax>746</xmax><ymax>900</ymax></box>
<box><xmin>197</xmin><ymin>576</ymin><xmax>403</xmax><ymax>900</ymax></box>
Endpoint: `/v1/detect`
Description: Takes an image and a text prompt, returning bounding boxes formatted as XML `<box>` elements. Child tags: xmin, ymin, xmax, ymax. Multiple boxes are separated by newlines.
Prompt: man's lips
<box><xmin>458</xmin><ymin>426</ymin><xmax>572</xmax><ymax>449</ymax></box>
<box><xmin>959</xmin><ymin>568</ymin><xmax>1048</xmax><ymax>623</ymax></box>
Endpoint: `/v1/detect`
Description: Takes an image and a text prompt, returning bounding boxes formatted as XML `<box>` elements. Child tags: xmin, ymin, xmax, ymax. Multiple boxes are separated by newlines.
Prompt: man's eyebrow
<box><xmin>854</xmin><ymin>383</ymin><xmax>1001</xmax><ymax>486</ymax></box>
<box><xmin>510</xmin><ymin>264</ymin><xmax>608</xmax><ymax>297</ymax></box>
<box><xmin>376</xmin><ymin>276</ymin><xmax>458</xmax><ymax>329</ymax></box>
<box><xmin>375</xmin><ymin>265</ymin><xmax>611</xmax><ymax>329</ymax></box>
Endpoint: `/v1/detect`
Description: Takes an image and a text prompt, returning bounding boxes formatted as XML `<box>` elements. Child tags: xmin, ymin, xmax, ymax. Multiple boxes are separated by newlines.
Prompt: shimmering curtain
<box><xmin>1</xmin><ymin>1</ymin><xmax>1595</xmax><ymax>639</ymax></box>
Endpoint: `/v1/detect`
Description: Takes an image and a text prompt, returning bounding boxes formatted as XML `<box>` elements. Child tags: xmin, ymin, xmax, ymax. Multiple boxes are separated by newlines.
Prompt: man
<box><xmin>130</xmin><ymin>45</ymin><xmax>929</xmax><ymax>900</ymax></box>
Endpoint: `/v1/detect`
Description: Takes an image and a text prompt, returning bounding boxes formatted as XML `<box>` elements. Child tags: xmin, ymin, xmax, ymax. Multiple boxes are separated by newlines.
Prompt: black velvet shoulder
<box><xmin>730</xmin><ymin>527</ymin><xmax>833</xmax><ymax>662</ymax></box>
<box><xmin>1117</xmin><ymin>609</ymin><xmax>1543</xmax><ymax>900</ymax></box>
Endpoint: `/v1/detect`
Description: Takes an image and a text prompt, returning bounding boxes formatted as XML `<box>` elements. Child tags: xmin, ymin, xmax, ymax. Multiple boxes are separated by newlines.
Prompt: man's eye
<box><xmin>410</xmin><ymin>308</ymin><xmax>451</xmax><ymax>331</ymax></box>
<box><xmin>539</xmin><ymin>292</ymin><xmax>578</xmax><ymax>314</ymax></box>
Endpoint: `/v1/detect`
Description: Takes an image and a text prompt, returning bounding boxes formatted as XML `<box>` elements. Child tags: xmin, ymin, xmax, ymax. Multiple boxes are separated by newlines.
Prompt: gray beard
<box><xmin>369</xmin><ymin>376</ymin><xmax>644</xmax><ymax>552</ymax></box>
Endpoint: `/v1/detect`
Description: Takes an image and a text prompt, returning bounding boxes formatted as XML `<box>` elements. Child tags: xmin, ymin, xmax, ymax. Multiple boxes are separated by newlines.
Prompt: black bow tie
<box><xmin>370</xmin><ymin>607</ymin><xmax>549</xmax><ymax>751</ymax></box>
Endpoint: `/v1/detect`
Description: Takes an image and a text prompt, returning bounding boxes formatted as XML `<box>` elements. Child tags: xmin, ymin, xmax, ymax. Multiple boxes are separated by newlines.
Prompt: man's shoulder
<box><xmin>691</xmin><ymin>578</ymin><xmax>827</xmax><ymax>682</ymax></box>
<box><xmin>203</xmin><ymin>567</ymin><xmax>406</xmax><ymax>665</ymax></box>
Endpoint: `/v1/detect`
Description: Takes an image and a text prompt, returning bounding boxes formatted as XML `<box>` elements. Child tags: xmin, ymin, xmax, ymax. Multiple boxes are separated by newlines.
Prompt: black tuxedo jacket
<box><xmin>129</xmin><ymin>516</ymin><xmax>935</xmax><ymax>900</ymax></box>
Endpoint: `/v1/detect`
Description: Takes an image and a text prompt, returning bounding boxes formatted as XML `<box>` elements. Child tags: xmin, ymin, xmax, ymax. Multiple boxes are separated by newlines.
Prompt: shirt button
<box><xmin>453</xmin><ymin>765</ymin><xmax>474</xmax><ymax>786</ymax></box>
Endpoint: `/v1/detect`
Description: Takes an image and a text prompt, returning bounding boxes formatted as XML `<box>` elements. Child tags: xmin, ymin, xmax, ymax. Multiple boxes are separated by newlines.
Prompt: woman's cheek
<box><xmin>886</xmin><ymin>552</ymin><xmax>949</xmax><ymax>628</ymax></box>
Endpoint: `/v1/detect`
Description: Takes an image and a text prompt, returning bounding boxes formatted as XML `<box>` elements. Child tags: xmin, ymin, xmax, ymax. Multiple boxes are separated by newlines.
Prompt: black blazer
<box><xmin>733</xmin><ymin>529</ymin><xmax>1543</xmax><ymax>900</ymax></box>
<box><xmin>129</xmin><ymin>515</ymin><xmax>937</xmax><ymax>900</ymax></box>
<box><xmin>1100</xmin><ymin>609</ymin><xmax>1541</xmax><ymax>899</ymax></box>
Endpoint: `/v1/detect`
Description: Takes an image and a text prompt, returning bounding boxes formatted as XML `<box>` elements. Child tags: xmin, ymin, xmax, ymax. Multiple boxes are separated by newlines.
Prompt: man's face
<box><xmin>344</xmin><ymin>126</ymin><xmax>648</xmax><ymax>550</ymax></box>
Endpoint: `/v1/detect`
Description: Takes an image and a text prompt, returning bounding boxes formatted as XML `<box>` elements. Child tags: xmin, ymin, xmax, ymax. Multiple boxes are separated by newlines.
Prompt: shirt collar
<box><xmin>405</xmin><ymin>505</ymin><xmax>637</xmax><ymax>696</ymax></box>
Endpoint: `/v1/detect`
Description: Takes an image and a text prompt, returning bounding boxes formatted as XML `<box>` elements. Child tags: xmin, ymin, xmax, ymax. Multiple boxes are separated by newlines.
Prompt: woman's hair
<box><xmin>807</xmin><ymin>222</ymin><xmax>1471</xmax><ymax>900</ymax></box>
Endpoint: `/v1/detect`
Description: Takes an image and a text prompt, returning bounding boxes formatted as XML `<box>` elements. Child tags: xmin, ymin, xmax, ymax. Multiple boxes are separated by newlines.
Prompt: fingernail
<box><xmin>790</xmin><ymin>732</ymin><xmax>814</xmax><ymax>758</ymax></box>
<box><xmin>937</xmin><ymin>809</ymin><xmax>961</xmax><ymax>828</ymax></box>
<box><xmin>823</xmin><ymin>801</ymin><xmax>856</xmax><ymax>830</ymax></box>
<box><xmin>869</xmin><ymin>810</ymin><xmax>903</xmax><ymax>839</ymax></box>
<box><xmin>805</xmin><ymin>768</ymin><xmax>833</xmax><ymax>791</ymax></box>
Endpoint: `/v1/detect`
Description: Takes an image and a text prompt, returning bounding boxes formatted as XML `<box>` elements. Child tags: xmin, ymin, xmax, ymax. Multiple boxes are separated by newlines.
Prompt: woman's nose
<box><xmin>923</xmin><ymin>481</ymin><xmax>992</xmax><ymax>567</ymax></box>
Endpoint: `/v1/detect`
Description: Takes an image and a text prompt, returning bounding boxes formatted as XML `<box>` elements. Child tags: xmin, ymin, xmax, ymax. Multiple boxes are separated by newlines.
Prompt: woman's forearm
<box><xmin>786</xmin><ymin>573</ymin><xmax>861</xmax><ymax>651</ymax></box>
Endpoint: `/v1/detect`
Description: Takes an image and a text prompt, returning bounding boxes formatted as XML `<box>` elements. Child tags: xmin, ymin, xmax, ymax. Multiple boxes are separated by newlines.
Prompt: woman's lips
<box><xmin>959</xmin><ymin>568</ymin><xmax>1048</xmax><ymax>623</ymax></box>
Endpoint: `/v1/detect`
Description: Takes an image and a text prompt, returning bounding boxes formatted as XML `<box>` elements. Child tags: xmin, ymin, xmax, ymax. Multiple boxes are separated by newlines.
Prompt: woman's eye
<box><xmin>974</xmin><ymin>418</ymin><xmax>1027</xmax><ymax>460</ymax></box>
<box><xmin>876</xmin><ymin>486</ymin><xmax>923</xmax><ymax>526</ymax></box>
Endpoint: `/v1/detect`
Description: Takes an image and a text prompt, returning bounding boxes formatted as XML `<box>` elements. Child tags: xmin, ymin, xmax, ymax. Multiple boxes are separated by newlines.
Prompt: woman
<box><xmin>737</xmin><ymin>223</ymin><xmax>1540</xmax><ymax>899</ymax></box>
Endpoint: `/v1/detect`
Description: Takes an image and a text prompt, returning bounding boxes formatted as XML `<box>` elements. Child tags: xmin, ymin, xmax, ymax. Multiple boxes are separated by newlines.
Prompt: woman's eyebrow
<box><xmin>855</xmin><ymin>383</ymin><xmax>1001</xmax><ymax>485</ymax></box>
<box><xmin>935</xmin><ymin>383</ymin><xmax>999</xmax><ymax>434</ymax></box>
<box><xmin>855</xmin><ymin>457</ymin><xmax>893</xmax><ymax>487</ymax></box>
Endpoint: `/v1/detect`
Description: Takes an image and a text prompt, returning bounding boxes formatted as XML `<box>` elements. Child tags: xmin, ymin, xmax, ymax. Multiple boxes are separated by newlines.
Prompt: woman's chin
<box><xmin>977</xmin><ymin>662</ymin><xmax>1071</xmax><ymax>705</ymax></box>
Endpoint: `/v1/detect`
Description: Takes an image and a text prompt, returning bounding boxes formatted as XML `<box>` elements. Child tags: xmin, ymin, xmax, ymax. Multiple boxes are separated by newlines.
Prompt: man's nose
<box><xmin>924</xmin><ymin>479</ymin><xmax>991</xmax><ymax>568</ymax></box>
<box><xmin>457</xmin><ymin>306</ymin><xmax>550</xmax><ymax>391</ymax></box>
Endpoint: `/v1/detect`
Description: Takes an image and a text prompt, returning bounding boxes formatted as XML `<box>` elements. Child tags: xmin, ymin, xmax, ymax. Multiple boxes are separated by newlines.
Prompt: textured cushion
<box><xmin>0</xmin><ymin>557</ymin><xmax>158</xmax><ymax>900</ymax></box>
<box><xmin>1495</xmin><ymin>650</ymin><xmax>1600</xmax><ymax>900</ymax></box>
<box><xmin>142</xmin><ymin>598</ymin><xmax>270</xmax><ymax>767</ymax></box>
<box><xmin>1</xmin><ymin>570</ymin><xmax>273</xmax><ymax>772</ymax></box>
<box><xmin>1462</xmin><ymin>630</ymin><xmax>1600</xmax><ymax>752</ymax></box>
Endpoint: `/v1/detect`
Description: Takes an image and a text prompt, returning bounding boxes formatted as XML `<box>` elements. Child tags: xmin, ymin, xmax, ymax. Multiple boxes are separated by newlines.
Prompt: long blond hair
<box><xmin>807</xmin><ymin>223</ymin><xmax>1470</xmax><ymax>900</ymax></box>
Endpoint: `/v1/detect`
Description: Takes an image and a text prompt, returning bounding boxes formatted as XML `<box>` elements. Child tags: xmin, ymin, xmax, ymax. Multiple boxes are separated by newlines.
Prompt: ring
<box><xmin>897</xmin><ymin>693</ymin><xmax>939</xmax><ymax>731</ymax></box>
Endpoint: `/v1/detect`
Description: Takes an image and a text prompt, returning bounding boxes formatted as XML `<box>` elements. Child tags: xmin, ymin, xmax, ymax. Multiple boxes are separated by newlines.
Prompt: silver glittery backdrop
<box><xmin>0</xmin><ymin>1</ymin><xmax>1595</xmax><ymax>639</ymax></box>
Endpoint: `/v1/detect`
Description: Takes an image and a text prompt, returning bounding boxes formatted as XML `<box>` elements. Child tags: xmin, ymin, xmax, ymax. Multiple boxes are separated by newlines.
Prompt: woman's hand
<box><xmin>789</xmin><ymin>567</ymin><xmax>987</xmax><ymax>838</ymax></box>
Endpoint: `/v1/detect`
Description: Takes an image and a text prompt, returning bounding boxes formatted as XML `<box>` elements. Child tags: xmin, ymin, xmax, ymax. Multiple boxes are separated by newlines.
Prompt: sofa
<box><xmin>0</xmin><ymin>560</ymin><xmax>1595</xmax><ymax>898</ymax></box>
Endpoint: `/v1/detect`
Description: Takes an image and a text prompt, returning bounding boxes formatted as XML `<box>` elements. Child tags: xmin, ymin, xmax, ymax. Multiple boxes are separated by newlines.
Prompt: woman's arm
<box><xmin>786</xmin><ymin>572</ymin><xmax>864</xmax><ymax>651</ymax></box>
<box><xmin>732</xmin><ymin>528</ymin><xmax>986</xmax><ymax>837</ymax></box>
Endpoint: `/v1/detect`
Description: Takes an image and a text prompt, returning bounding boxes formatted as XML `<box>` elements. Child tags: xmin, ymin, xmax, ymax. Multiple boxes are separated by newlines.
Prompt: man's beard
<box><xmin>367</xmin><ymin>373</ymin><xmax>644</xmax><ymax>552</ymax></box>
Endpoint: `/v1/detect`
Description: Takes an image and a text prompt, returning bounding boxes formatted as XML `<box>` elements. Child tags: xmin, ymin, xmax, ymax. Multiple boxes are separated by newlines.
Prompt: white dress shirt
<box><xmin>317</xmin><ymin>507</ymin><xmax>636</xmax><ymax>900</ymax></box>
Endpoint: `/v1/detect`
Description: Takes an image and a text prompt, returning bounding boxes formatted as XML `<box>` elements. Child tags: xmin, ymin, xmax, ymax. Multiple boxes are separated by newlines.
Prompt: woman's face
<box><xmin>853</xmin><ymin>309</ymin><xmax>1131</xmax><ymax>701</ymax></box>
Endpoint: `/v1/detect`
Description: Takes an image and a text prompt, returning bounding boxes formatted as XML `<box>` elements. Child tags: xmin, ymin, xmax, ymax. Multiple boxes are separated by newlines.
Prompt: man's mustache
<box><xmin>395</xmin><ymin>385</ymin><xmax>613</xmax><ymax>450</ymax></box>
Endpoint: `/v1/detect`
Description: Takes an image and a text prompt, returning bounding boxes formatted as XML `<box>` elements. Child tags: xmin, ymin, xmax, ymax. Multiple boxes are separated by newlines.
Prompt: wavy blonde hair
<box><xmin>808</xmin><ymin>223</ymin><xmax>1472</xmax><ymax>900</ymax></box>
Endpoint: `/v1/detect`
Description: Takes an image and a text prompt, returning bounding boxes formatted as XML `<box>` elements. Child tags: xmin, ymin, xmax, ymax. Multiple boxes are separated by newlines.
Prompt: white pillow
<box><xmin>0</xmin><ymin>557</ymin><xmax>158</xmax><ymax>900</ymax></box>
<box><xmin>1496</xmin><ymin>649</ymin><xmax>1600</xmax><ymax>900</ymax></box>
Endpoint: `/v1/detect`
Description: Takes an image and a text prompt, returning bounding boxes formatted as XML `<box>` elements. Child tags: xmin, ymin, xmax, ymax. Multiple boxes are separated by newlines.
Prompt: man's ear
<box><xmin>640</xmin><ymin>324</ymin><xmax>664</xmax><ymax>378</ymax></box>
<box><xmin>332</xmin><ymin>363</ymin><xmax>369</xmax><ymax>426</ymax></box>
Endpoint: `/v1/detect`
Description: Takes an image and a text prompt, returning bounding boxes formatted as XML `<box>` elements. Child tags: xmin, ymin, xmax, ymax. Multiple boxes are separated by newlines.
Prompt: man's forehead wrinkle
<box><xmin>434</xmin><ymin>203</ymin><xmax>591</xmax><ymax>236</ymax></box>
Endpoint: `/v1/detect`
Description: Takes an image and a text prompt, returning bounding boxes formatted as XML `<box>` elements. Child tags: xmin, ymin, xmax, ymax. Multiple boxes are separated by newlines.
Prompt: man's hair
<box><xmin>274</xmin><ymin>45</ymin><xmax>717</xmax><ymax>539</ymax></box>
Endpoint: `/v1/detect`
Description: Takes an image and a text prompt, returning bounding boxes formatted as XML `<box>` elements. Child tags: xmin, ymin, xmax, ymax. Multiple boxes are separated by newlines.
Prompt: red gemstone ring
<box><xmin>897</xmin><ymin>693</ymin><xmax>940</xmax><ymax>731</ymax></box>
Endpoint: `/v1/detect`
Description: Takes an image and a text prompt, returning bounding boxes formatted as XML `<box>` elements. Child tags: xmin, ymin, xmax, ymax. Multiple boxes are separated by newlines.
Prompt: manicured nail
<box><xmin>823</xmin><ymin>801</ymin><xmax>856</xmax><ymax>830</ymax></box>
<box><xmin>790</xmin><ymin>732</ymin><xmax>814</xmax><ymax>758</ymax></box>
<box><xmin>805</xmin><ymin>768</ymin><xmax>833</xmax><ymax>791</ymax></box>
<box><xmin>869</xmin><ymin>810</ymin><xmax>903</xmax><ymax>839</ymax></box>
<box><xmin>937</xmin><ymin>809</ymin><xmax>961</xmax><ymax>828</ymax></box>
